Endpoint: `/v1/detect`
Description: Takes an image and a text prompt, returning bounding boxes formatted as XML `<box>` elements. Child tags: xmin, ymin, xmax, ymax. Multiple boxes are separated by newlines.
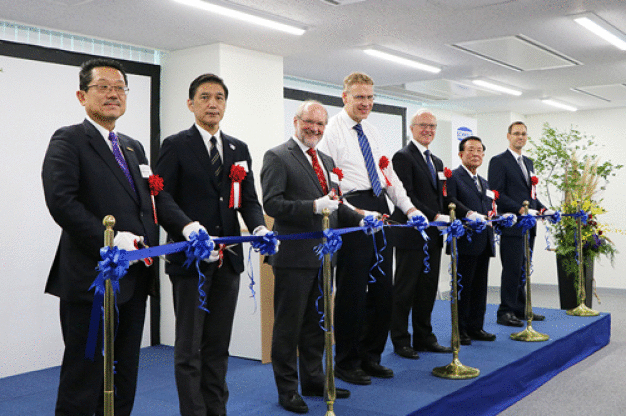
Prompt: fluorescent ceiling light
<box><xmin>363</xmin><ymin>48</ymin><xmax>441</xmax><ymax>74</ymax></box>
<box><xmin>574</xmin><ymin>13</ymin><xmax>626</xmax><ymax>50</ymax></box>
<box><xmin>541</xmin><ymin>99</ymin><xmax>577</xmax><ymax>112</ymax></box>
<box><xmin>173</xmin><ymin>0</ymin><xmax>306</xmax><ymax>36</ymax></box>
<box><xmin>472</xmin><ymin>80</ymin><xmax>522</xmax><ymax>96</ymax></box>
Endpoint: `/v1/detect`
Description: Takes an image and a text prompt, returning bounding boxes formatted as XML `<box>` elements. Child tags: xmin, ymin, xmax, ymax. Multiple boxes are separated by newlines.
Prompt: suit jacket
<box><xmin>42</xmin><ymin>120</ymin><xmax>191</xmax><ymax>304</ymax></box>
<box><xmin>446</xmin><ymin>167</ymin><xmax>495</xmax><ymax>257</ymax></box>
<box><xmin>390</xmin><ymin>142</ymin><xmax>446</xmax><ymax>249</ymax></box>
<box><xmin>261</xmin><ymin>138</ymin><xmax>362</xmax><ymax>269</ymax></box>
<box><xmin>487</xmin><ymin>150</ymin><xmax>546</xmax><ymax>237</ymax></box>
<box><xmin>156</xmin><ymin>125</ymin><xmax>265</xmax><ymax>276</ymax></box>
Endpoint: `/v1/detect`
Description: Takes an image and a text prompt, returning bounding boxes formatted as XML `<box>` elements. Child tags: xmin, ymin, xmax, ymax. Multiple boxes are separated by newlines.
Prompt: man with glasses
<box><xmin>42</xmin><ymin>58</ymin><xmax>196</xmax><ymax>415</ymax></box>
<box><xmin>318</xmin><ymin>72</ymin><xmax>425</xmax><ymax>385</ymax></box>
<box><xmin>390</xmin><ymin>109</ymin><xmax>452</xmax><ymax>358</ymax></box>
<box><xmin>261</xmin><ymin>100</ymin><xmax>362</xmax><ymax>413</ymax></box>
<box><xmin>488</xmin><ymin>121</ymin><xmax>553</xmax><ymax>327</ymax></box>
<box><xmin>155</xmin><ymin>73</ymin><xmax>273</xmax><ymax>416</ymax></box>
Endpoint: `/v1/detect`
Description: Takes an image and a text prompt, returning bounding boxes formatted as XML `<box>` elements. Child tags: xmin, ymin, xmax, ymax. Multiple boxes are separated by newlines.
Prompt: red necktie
<box><xmin>307</xmin><ymin>148</ymin><xmax>329</xmax><ymax>195</ymax></box>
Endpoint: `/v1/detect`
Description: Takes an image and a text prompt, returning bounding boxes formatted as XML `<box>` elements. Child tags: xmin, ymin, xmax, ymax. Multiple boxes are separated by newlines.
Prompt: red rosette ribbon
<box><xmin>148</xmin><ymin>174</ymin><xmax>164</xmax><ymax>224</ymax></box>
<box><xmin>229</xmin><ymin>165</ymin><xmax>247</xmax><ymax>209</ymax></box>
<box><xmin>378</xmin><ymin>156</ymin><xmax>392</xmax><ymax>187</ymax></box>
<box><xmin>442</xmin><ymin>167</ymin><xmax>452</xmax><ymax>197</ymax></box>
<box><xmin>530</xmin><ymin>175</ymin><xmax>538</xmax><ymax>199</ymax></box>
<box><xmin>489</xmin><ymin>189</ymin><xmax>499</xmax><ymax>218</ymax></box>
<box><xmin>332</xmin><ymin>167</ymin><xmax>344</xmax><ymax>197</ymax></box>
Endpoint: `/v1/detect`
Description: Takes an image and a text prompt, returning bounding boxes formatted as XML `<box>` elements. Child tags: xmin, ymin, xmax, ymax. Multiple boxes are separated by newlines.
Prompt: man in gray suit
<box><xmin>261</xmin><ymin>101</ymin><xmax>362</xmax><ymax>414</ymax></box>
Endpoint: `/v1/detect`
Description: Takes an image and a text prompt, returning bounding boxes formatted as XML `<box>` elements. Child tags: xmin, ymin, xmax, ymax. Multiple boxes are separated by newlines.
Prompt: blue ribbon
<box><xmin>314</xmin><ymin>229</ymin><xmax>343</xmax><ymax>260</ymax></box>
<box><xmin>441</xmin><ymin>219</ymin><xmax>465</xmax><ymax>243</ymax></box>
<box><xmin>548</xmin><ymin>211</ymin><xmax>562</xmax><ymax>224</ymax></box>
<box><xmin>573</xmin><ymin>210</ymin><xmax>588</xmax><ymax>225</ymax></box>
<box><xmin>251</xmin><ymin>231</ymin><xmax>279</xmax><ymax>256</ymax></box>
<box><xmin>183</xmin><ymin>230</ymin><xmax>215</xmax><ymax>313</ymax></box>
<box><xmin>85</xmin><ymin>246</ymin><xmax>128</xmax><ymax>360</ymax></box>
<box><xmin>517</xmin><ymin>214</ymin><xmax>537</xmax><ymax>235</ymax></box>
<box><xmin>407</xmin><ymin>215</ymin><xmax>429</xmax><ymax>241</ymax></box>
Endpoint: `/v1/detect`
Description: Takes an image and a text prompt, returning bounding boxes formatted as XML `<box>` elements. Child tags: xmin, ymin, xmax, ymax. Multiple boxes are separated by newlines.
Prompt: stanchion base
<box><xmin>567</xmin><ymin>304</ymin><xmax>600</xmax><ymax>317</ymax></box>
<box><xmin>510</xmin><ymin>324</ymin><xmax>549</xmax><ymax>342</ymax></box>
<box><xmin>432</xmin><ymin>358</ymin><xmax>480</xmax><ymax>379</ymax></box>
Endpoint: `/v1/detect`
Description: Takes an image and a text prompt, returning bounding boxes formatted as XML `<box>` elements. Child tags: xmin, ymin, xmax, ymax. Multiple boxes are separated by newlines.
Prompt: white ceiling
<box><xmin>2</xmin><ymin>0</ymin><xmax>626</xmax><ymax>115</ymax></box>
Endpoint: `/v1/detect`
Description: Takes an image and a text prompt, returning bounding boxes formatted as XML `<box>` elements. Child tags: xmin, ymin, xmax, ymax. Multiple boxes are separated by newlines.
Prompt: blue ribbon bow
<box><xmin>314</xmin><ymin>229</ymin><xmax>343</xmax><ymax>260</ymax></box>
<box><xmin>517</xmin><ymin>214</ymin><xmax>537</xmax><ymax>234</ymax></box>
<box><xmin>183</xmin><ymin>229</ymin><xmax>215</xmax><ymax>313</ymax></box>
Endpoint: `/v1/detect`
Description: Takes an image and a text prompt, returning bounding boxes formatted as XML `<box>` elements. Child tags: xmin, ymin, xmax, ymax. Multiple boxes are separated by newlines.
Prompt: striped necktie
<box><xmin>307</xmin><ymin>147</ymin><xmax>329</xmax><ymax>194</ymax></box>
<box><xmin>424</xmin><ymin>149</ymin><xmax>437</xmax><ymax>187</ymax></box>
<box><xmin>353</xmin><ymin>123</ymin><xmax>382</xmax><ymax>196</ymax></box>
<box><xmin>210</xmin><ymin>136</ymin><xmax>223</xmax><ymax>179</ymax></box>
<box><xmin>108</xmin><ymin>131</ymin><xmax>137</xmax><ymax>194</ymax></box>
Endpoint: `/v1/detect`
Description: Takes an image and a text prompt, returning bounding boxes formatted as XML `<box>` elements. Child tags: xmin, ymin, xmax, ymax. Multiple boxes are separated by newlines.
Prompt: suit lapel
<box><xmin>288</xmin><ymin>138</ymin><xmax>324</xmax><ymax>195</ymax></box>
<box><xmin>319</xmin><ymin>150</ymin><xmax>338</xmax><ymax>193</ymax></box>
<box><xmin>409</xmin><ymin>144</ymin><xmax>436</xmax><ymax>190</ymax></box>
<box><xmin>117</xmin><ymin>135</ymin><xmax>142</xmax><ymax>205</ymax></box>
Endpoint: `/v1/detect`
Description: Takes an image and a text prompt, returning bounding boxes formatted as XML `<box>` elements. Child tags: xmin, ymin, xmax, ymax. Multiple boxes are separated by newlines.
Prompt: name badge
<box><xmin>139</xmin><ymin>164</ymin><xmax>152</xmax><ymax>178</ymax></box>
<box><xmin>438</xmin><ymin>171</ymin><xmax>447</xmax><ymax>181</ymax></box>
<box><xmin>486</xmin><ymin>190</ymin><xmax>495</xmax><ymax>199</ymax></box>
<box><xmin>330</xmin><ymin>172</ymin><xmax>339</xmax><ymax>183</ymax></box>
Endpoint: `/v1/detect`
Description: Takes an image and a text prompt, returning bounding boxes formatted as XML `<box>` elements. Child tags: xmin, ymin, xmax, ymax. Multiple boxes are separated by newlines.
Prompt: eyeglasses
<box><xmin>350</xmin><ymin>94</ymin><xmax>375</xmax><ymax>102</ymax></box>
<box><xmin>413</xmin><ymin>123</ymin><xmax>437</xmax><ymax>130</ymax></box>
<box><xmin>297</xmin><ymin>117</ymin><xmax>326</xmax><ymax>128</ymax></box>
<box><xmin>510</xmin><ymin>132</ymin><xmax>527</xmax><ymax>137</ymax></box>
<box><xmin>86</xmin><ymin>84</ymin><xmax>129</xmax><ymax>95</ymax></box>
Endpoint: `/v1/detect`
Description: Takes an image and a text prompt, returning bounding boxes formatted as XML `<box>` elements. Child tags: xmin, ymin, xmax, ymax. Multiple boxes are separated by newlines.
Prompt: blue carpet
<box><xmin>0</xmin><ymin>302</ymin><xmax>610</xmax><ymax>415</ymax></box>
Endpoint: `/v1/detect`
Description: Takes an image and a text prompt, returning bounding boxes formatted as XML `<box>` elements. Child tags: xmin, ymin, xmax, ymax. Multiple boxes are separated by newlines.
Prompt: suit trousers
<box><xmin>271</xmin><ymin>267</ymin><xmax>325</xmax><ymax>395</ymax></box>
<box><xmin>171</xmin><ymin>261</ymin><xmax>240</xmax><ymax>416</ymax></box>
<box><xmin>391</xmin><ymin>245</ymin><xmax>442</xmax><ymax>349</ymax></box>
<box><xmin>498</xmin><ymin>234</ymin><xmax>536</xmax><ymax>318</ymax></box>
<box><xmin>334</xmin><ymin>191</ymin><xmax>392</xmax><ymax>371</ymax></box>
<box><xmin>55</xmin><ymin>266</ymin><xmax>149</xmax><ymax>416</ymax></box>
<box><xmin>457</xmin><ymin>249</ymin><xmax>491</xmax><ymax>333</ymax></box>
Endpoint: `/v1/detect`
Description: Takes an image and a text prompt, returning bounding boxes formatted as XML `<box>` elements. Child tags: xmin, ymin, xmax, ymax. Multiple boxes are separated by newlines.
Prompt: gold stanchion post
<box><xmin>510</xmin><ymin>202</ymin><xmax>549</xmax><ymax>342</ymax></box>
<box><xmin>322</xmin><ymin>209</ymin><xmax>336</xmax><ymax>416</ymax></box>
<box><xmin>103</xmin><ymin>215</ymin><xmax>115</xmax><ymax>416</ymax></box>
<box><xmin>567</xmin><ymin>201</ymin><xmax>600</xmax><ymax>317</ymax></box>
<box><xmin>432</xmin><ymin>203</ymin><xmax>480</xmax><ymax>380</ymax></box>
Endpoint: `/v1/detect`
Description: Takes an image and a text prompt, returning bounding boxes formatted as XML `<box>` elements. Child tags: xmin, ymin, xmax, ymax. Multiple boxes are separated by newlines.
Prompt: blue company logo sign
<box><xmin>457</xmin><ymin>126</ymin><xmax>473</xmax><ymax>141</ymax></box>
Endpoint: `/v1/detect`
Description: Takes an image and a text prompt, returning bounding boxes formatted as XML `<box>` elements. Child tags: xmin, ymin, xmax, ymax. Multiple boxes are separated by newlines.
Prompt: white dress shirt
<box><xmin>293</xmin><ymin>136</ymin><xmax>328</xmax><ymax>181</ymax></box>
<box><xmin>318</xmin><ymin>108</ymin><xmax>414</xmax><ymax>214</ymax></box>
<box><xmin>196</xmin><ymin>123</ymin><xmax>223</xmax><ymax>162</ymax></box>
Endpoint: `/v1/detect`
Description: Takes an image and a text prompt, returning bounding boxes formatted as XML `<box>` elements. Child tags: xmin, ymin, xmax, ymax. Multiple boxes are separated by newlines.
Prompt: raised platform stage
<box><xmin>0</xmin><ymin>302</ymin><xmax>610</xmax><ymax>416</ymax></box>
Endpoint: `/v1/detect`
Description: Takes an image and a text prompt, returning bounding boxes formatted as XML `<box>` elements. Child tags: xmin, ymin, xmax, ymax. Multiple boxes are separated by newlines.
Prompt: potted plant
<box><xmin>528</xmin><ymin>123</ymin><xmax>622</xmax><ymax>309</ymax></box>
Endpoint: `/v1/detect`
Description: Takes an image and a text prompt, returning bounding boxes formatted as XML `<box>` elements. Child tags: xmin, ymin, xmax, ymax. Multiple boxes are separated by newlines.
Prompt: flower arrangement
<box><xmin>528</xmin><ymin>123</ymin><xmax>622</xmax><ymax>276</ymax></box>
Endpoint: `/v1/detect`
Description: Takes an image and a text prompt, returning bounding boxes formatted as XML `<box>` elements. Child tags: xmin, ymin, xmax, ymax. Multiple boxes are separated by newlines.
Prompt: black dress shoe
<box><xmin>532</xmin><ymin>313</ymin><xmax>545</xmax><ymax>321</ymax></box>
<box><xmin>335</xmin><ymin>367</ymin><xmax>371</xmax><ymax>385</ymax></box>
<box><xmin>460</xmin><ymin>331</ymin><xmax>472</xmax><ymax>346</ymax></box>
<box><xmin>279</xmin><ymin>391</ymin><xmax>309</xmax><ymax>414</ymax></box>
<box><xmin>394</xmin><ymin>346</ymin><xmax>420</xmax><ymax>359</ymax></box>
<box><xmin>497</xmin><ymin>312</ymin><xmax>524</xmax><ymax>327</ymax></box>
<box><xmin>467</xmin><ymin>329</ymin><xmax>496</xmax><ymax>342</ymax></box>
<box><xmin>361</xmin><ymin>361</ymin><xmax>394</xmax><ymax>378</ymax></box>
<box><xmin>415</xmin><ymin>342</ymin><xmax>453</xmax><ymax>353</ymax></box>
<box><xmin>302</xmin><ymin>387</ymin><xmax>350</xmax><ymax>399</ymax></box>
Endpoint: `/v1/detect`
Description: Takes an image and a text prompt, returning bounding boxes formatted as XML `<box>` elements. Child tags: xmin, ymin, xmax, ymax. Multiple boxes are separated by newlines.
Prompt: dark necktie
<box><xmin>473</xmin><ymin>175</ymin><xmax>482</xmax><ymax>192</ymax></box>
<box><xmin>353</xmin><ymin>124</ymin><xmax>382</xmax><ymax>196</ymax></box>
<box><xmin>307</xmin><ymin>148</ymin><xmax>329</xmax><ymax>195</ymax></box>
<box><xmin>209</xmin><ymin>136</ymin><xmax>223</xmax><ymax>179</ymax></box>
<box><xmin>108</xmin><ymin>131</ymin><xmax>137</xmax><ymax>194</ymax></box>
<box><xmin>517</xmin><ymin>155</ymin><xmax>529</xmax><ymax>184</ymax></box>
<box><xmin>424</xmin><ymin>149</ymin><xmax>437</xmax><ymax>187</ymax></box>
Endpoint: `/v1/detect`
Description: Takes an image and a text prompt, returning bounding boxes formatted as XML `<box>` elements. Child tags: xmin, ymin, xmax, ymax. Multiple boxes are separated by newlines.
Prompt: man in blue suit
<box><xmin>488</xmin><ymin>122</ymin><xmax>553</xmax><ymax>327</ymax></box>
<box><xmin>447</xmin><ymin>136</ymin><xmax>514</xmax><ymax>344</ymax></box>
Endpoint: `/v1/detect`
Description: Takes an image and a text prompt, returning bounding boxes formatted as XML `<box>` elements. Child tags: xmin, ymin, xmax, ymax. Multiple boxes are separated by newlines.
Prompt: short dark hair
<box><xmin>508</xmin><ymin>121</ymin><xmax>526</xmax><ymax>134</ymax></box>
<box><xmin>459</xmin><ymin>136</ymin><xmax>486</xmax><ymax>152</ymax></box>
<box><xmin>189</xmin><ymin>73</ymin><xmax>229</xmax><ymax>100</ymax></box>
<box><xmin>79</xmin><ymin>58</ymin><xmax>127</xmax><ymax>91</ymax></box>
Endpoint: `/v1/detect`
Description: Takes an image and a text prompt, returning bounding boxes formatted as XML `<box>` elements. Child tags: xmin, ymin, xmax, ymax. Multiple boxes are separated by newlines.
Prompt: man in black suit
<box><xmin>488</xmin><ymin>121</ymin><xmax>553</xmax><ymax>326</ymax></box>
<box><xmin>390</xmin><ymin>109</ymin><xmax>452</xmax><ymax>357</ymax></box>
<box><xmin>447</xmin><ymin>136</ymin><xmax>508</xmax><ymax>345</ymax></box>
<box><xmin>261</xmin><ymin>100</ymin><xmax>362</xmax><ymax>414</ymax></box>
<box><xmin>155</xmin><ymin>73</ymin><xmax>273</xmax><ymax>416</ymax></box>
<box><xmin>42</xmin><ymin>58</ymin><xmax>195</xmax><ymax>416</ymax></box>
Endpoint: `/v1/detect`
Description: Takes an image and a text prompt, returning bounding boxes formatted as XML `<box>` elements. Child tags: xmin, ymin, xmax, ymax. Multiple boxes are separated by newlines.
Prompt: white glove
<box><xmin>359</xmin><ymin>212</ymin><xmax>383</xmax><ymax>234</ymax></box>
<box><xmin>113</xmin><ymin>231</ymin><xmax>142</xmax><ymax>265</ymax></box>
<box><xmin>314</xmin><ymin>195</ymin><xmax>339</xmax><ymax>214</ymax></box>
<box><xmin>436</xmin><ymin>214</ymin><xmax>451</xmax><ymax>224</ymax></box>
<box><xmin>543</xmin><ymin>209</ymin><xmax>556</xmax><ymax>216</ymax></box>
<box><xmin>407</xmin><ymin>209</ymin><xmax>429</xmax><ymax>227</ymax></box>
<box><xmin>466</xmin><ymin>211</ymin><xmax>487</xmax><ymax>222</ymax></box>
<box><xmin>253</xmin><ymin>225</ymin><xmax>280</xmax><ymax>253</ymax></box>
<box><xmin>203</xmin><ymin>250</ymin><xmax>220</xmax><ymax>263</ymax></box>
<box><xmin>527</xmin><ymin>209</ymin><xmax>539</xmax><ymax>216</ymax></box>
<box><xmin>182</xmin><ymin>221</ymin><xmax>207</xmax><ymax>241</ymax></box>
<box><xmin>503</xmin><ymin>213</ymin><xmax>517</xmax><ymax>225</ymax></box>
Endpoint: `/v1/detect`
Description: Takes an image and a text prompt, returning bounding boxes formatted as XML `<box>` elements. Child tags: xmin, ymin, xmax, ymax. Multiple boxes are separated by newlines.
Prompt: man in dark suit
<box><xmin>155</xmin><ymin>73</ymin><xmax>273</xmax><ymax>416</ymax></box>
<box><xmin>261</xmin><ymin>100</ymin><xmax>362</xmax><ymax>414</ymax></box>
<box><xmin>447</xmin><ymin>136</ymin><xmax>503</xmax><ymax>345</ymax></box>
<box><xmin>488</xmin><ymin>121</ymin><xmax>553</xmax><ymax>326</ymax></box>
<box><xmin>390</xmin><ymin>109</ymin><xmax>452</xmax><ymax>357</ymax></box>
<box><xmin>42</xmin><ymin>58</ymin><xmax>195</xmax><ymax>416</ymax></box>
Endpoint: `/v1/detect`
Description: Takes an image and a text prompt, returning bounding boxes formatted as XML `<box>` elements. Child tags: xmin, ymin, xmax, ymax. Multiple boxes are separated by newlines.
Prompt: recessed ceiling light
<box><xmin>471</xmin><ymin>80</ymin><xmax>522</xmax><ymax>96</ymax></box>
<box><xmin>363</xmin><ymin>47</ymin><xmax>441</xmax><ymax>74</ymax></box>
<box><xmin>173</xmin><ymin>0</ymin><xmax>307</xmax><ymax>36</ymax></box>
<box><xmin>541</xmin><ymin>99</ymin><xmax>577</xmax><ymax>112</ymax></box>
<box><xmin>573</xmin><ymin>12</ymin><xmax>626</xmax><ymax>50</ymax></box>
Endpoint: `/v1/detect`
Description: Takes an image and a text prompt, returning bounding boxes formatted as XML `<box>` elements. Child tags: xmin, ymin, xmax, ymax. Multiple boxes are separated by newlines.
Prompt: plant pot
<box><xmin>556</xmin><ymin>254</ymin><xmax>593</xmax><ymax>310</ymax></box>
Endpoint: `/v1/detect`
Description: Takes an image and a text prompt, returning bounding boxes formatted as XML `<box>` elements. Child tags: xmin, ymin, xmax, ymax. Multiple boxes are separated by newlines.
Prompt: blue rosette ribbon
<box><xmin>493</xmin><ymin>214</ymin><xmax>516</xmax><ymax>236</ymax></box>
<box><xmin>314</xmin><ymin>229</ymin><xmax>343</xmax><ymax>260</ymax></box>
<box><xmin>548</xmin><ymin>211</ymin><xmax>562</xmax><ymax>224</ymax></box>
<box><xmin>251</xmin><ymin>230</ymin><xmax>279</xmax><ymax>256</ymax></box>
<box><xmin>407</xmin><ymin>214</ymin><xmax>429</xmax><ymax>241</ymax></box>
<box><xmin>517</xmin><ymin>214</ymin><xmax>537</xmax><ymax>235</ymax></box>
<box><xmin>85</xmin><ymin>246</ymin><xmax>129</xmax><ymax>360</ymax></box>
<box><xmin>183</xmin><ymin>229</ymin><xmax>215</xmax><ymax>313</ymax></box>
<box><xmin>441</xmin><ymin>219</ymin><xmax>465</xmax><ymax>243</ymax></box>
<box><xmin>573</xmin><ymin>210</ymin><xmax>588</xmax><ymax>225</ymax></box>
<box><xmin>360</xmin><ymin>215</ymin><xmax>385</xmax><ymax>282</ymax></box>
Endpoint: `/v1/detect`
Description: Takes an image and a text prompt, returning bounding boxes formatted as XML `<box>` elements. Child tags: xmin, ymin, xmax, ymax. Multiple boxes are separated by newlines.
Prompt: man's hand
<box><xmin>253</xmin><ymin>225</ymin><xmax>280</xmax><ymax>253</ymax></box>
<box><xmin>314</xmin><ymin>195</ymin><xmax>339</xmax><ymax>214</ymax></box>
<box><xmin>466</xmin><ymin>211</ymin><xmax>486</xmax><ymax>222</ymax></box>
<box><xmin>182</xmin><ymin>221</ymin><xmax>207</xmax><ymax>240</ymax></box>
<box><xmin>113</xmin><ymin>231</ymin><xmax>142</xmax><ymax>265</ymax></box>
